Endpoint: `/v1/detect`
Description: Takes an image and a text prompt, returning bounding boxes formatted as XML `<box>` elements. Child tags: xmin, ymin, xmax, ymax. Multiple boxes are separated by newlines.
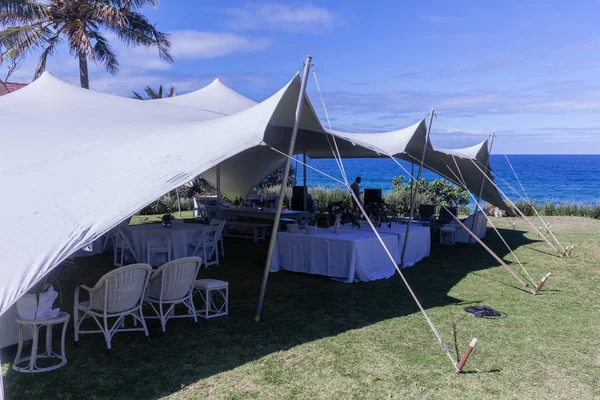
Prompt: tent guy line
<box><xmin>387</xmin><ymin>155</ymin><xmax>536</xmax><ymax>293</ymax></box>
<box><xmin>468</xmin><ymin>158</ymin><xmax>567</xmax><ymax>257</ymax></box>
<box><xmin>400</xmin><ymin>150</ymin><xmax>542</xmax><ymax>289</ymax></box>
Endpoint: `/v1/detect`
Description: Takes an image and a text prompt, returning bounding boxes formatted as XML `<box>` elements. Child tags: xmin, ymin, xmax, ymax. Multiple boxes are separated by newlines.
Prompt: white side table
<box><xmin>13</xmin><ymin>311</ymin><xmax>70</xmax><ymax>373</ymax></box>
<box><xmin>193</xmin><ymin>279</ymin><xmax>228</xmax><ymax>319</ymax></box>
<box><xmin>440</xmin><ymin>226</ymin><xmax>456</xmax><ymax>245</ymax></box>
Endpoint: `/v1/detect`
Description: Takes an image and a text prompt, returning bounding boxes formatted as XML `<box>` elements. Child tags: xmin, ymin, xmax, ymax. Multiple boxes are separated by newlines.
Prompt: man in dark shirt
<box><xmin>350</xmin><ymin>176</ymin><xmax>362</xmax><ymax>207</ymax></box>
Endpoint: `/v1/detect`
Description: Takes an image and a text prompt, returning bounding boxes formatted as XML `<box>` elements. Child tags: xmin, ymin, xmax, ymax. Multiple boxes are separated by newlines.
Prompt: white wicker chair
<box><xmin>209</xmin><ymin>219</ymin><xmax>227</xmax><ymax>257</ymax></box>
<box><xmin>146</xmin><ymin>230</ymin><xmax>172</xmax><ymax>267</ymax></box>
<box><xmin>113</xmin><ymin>227</ymin><xmax>140</xmax><ymax>267</ymax></box>
<box><xmin>74</xmin><ymin>263</ymin><xmax>152</xmax><ymax>354</ymax></box>
<box><xmin>189</xmin><ymin>226</ymin><xmax>220</xmax><ymax>267</ymax></box>
<box><xmin>144</xmin><ymin>257</ymin><xmax>202</xmax><ymax>332</ymax></box>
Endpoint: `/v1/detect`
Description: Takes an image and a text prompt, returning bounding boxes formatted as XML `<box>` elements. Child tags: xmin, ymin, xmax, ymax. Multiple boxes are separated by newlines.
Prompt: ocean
<box><xmin>296</xmin><ymin>155</ymin><xmax>600</xmax><ymax>204</ymax></box>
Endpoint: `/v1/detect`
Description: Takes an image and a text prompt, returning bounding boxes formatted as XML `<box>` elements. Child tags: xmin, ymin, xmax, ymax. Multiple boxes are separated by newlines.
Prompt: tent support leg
<box><xmin>255</xmin><ymin>55</ymin><xmax>312</xmax><ymax>322</ymax></box>
<box><xmin>469</xmin><ymin>132</ymin><xmax>495</xmax><ymax>244</ymax></box>
<box><xmin>217</xmin><ymin>164</ymin><xmax>222</xmax><ymax>219</ymax></box>
<box><xmin>0</xmin><ymin>351</ymin><xmax>4</xmax><ymax>400</ymax></box>
<box><xmin>303</xmin><ymin>147</ymin><xmax>307</xmax><ymax>211</ymax></box>
<box><xmin>176</xmin><ymin>187</ymin><xmax>182</xmax><ymax>218</ymax></box>
<box><xmin>400</xmin><ymin>109</ymin><xmax>434</xmax><ymax>268</ymax></box>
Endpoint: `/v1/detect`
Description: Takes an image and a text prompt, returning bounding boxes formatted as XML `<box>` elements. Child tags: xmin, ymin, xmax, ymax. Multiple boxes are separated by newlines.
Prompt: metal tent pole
<box><xmin>255</xmin><ymin>55</ymin><xmax>312</xmax><ymax>322</ymax></box>
<box><xmin>469</xmin><ymin>132</ymin><xmax>495</xmax><ymax>244</ymax></box>
<box><xmin>176</xmin><ymin>187</ymin><xmax>182</xmax><ymax>218</ymax></box>
<box><xmin>303</xmin><ymin>146</ymin><xmax>307</xmax><ymax>211</ymax></box>
<box><xmin>0</xmin><ymin>351</ymin><xmax>5</xmax><ymax>400</ymax></box>
<box><xmin>400</xmin><ymin>109</ymin><xmax>434</xmax><ymax>267</ymax></box>
<box><xmin>216</xmin><ymin>163</ymin><xmax>222</xmax><ymax>219</ymax></box>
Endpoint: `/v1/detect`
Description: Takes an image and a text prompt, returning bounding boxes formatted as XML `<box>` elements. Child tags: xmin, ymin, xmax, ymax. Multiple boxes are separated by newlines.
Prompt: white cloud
<box><xmin>170</xmin><ymin>30</ymin><xmax>271</xmax><ymax>59</ymax></box>
<box><xmin>225</xmin><ymin>3</ymin><xmax>335</xmax><ymax>32</ymax></box>
<box><xmin>118</xmin><ymin>30</ymin><xmax>271</xmax><ymax>73</ymax></box>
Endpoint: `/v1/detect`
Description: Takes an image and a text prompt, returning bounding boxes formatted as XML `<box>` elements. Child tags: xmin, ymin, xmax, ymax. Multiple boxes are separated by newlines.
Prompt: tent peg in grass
<box><xmin>456</xmin><ymin>338</ymin><xmax>478</xmax><ymax>374</ymax></box>
<box><xmin>533</xmin><ymin>272</ymin><xmax>552</xmax><ymax>295</ymax></box>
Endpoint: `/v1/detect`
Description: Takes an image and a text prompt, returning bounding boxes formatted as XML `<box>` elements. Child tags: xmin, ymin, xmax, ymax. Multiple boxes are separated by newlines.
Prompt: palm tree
<box><xmin>0</xmin><ymin>0</ymin><xmax>172</xmax><ymax>89</ymax></box>
<box><xmin>132</xmin><ymin>84</ymin><xmax>175</xmax><ymax>99</ymax></box>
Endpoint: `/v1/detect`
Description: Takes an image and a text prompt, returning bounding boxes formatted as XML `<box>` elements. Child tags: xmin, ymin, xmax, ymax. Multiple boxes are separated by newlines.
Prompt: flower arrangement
<box><xmin>327</xmin><ymin>202</ymin><xmax>361</xmax><ymax>229</ymax></box>
<box><xmin>162</xmin><ymin>213</ymin><xmax>174</xmax><ymax>227</ymax></box>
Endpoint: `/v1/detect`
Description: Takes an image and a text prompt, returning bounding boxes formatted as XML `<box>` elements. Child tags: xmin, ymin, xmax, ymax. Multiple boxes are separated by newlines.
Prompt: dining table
<box><xmin>122</xmin><ymin>223</ymin><xmax>207</xmax><ymax>264</ymax></box>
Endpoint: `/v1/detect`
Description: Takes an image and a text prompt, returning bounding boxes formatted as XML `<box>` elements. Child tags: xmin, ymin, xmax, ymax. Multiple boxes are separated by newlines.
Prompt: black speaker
<box><xmin>291</xmin><ymin>185</ymin><xmax>308</xmax><ymax>211</ymax></box>
<box><xmin>363</xmin><ymin>188</ymin><xmax>382</xmax><ymax>207</ymax></box>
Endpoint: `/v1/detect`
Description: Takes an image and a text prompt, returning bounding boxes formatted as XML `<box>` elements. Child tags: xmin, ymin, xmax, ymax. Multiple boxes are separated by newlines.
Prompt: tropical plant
<box><xmin>132</xmin><ymin>84</ymin><xmax>175</xmax><ymax>99</ymax></box>
<box><xmin>0</xmin><ymin>0</ymin><xmax>172</xmax><ymax>89</ymax></box>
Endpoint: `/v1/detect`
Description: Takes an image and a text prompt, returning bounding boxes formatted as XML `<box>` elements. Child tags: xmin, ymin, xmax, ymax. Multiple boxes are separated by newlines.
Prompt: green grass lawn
<box><xmin>2</xmin><ymin>216</ymin><xmax>599</xmax><ymax>399</ymax></box>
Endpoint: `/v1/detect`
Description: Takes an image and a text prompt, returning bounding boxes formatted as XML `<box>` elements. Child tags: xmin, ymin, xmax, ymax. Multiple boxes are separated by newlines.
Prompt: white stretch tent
<box><xmin>151</xmin><ymin>77</ymin><xmax>507</xmax><ymax>210</ymax></box>
<box><xmin>0</xmin><ymin>71</ymin><xmax>318</xmax><ymax>316</ymax></box>
<box><xmin>0</xmin><ymin>70</ymin><xmax>507</xmax><ymax>317</ymax></box>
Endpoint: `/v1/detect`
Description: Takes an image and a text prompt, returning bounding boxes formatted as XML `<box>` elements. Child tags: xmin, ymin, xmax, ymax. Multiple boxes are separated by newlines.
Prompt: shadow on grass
<box><xmin>2</xmin><ymin>226</ymin><xmax>533</xmax><ymax>399</ymax></box>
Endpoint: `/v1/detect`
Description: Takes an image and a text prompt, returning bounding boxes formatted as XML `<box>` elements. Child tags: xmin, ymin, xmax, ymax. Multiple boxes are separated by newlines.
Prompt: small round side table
<box><xmin>13</xmin><ymin>311</ymin><xmax>70</xmax><ymax>373</ymax></box>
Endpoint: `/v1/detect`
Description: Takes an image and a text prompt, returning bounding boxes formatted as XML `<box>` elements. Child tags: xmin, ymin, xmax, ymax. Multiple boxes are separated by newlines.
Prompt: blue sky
<box><xmin>7</xmin><ymin>0</ymin><xmax>600</xmax><ymax>154</ymax></box>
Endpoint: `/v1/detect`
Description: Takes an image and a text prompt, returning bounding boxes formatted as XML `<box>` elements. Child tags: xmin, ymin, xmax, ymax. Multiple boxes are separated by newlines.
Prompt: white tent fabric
<box><xmin>152</xmin><ymin>79</ymin><xmax>506</xmax><ymax>209</ymax></box>
<box><xmin>0</xmin><ymin>72</ymin><xmax>309</xmax><ymax>316</ymax></box>
<box><xmin>0</xmin><ymin>70</ymin><xmax>507</xmax><ymax>317</ymax></box>
<box><xmin>325</xmin><ymin>123</ymin><xmax>506</xmax><ymax>210</ymax></box>
<box><xmin>155</xmin><ymin>78</ymin><xmax>257</xmax><ymax>115</ymax></box>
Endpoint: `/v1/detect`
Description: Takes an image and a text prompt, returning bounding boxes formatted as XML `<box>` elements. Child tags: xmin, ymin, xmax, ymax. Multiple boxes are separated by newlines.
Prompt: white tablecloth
<box><xmin>359</xmin><ymin>223</ymin><xmax>431</xmax><ymax>267</ymax></box>
<box><xmin>123</xmin><ymin>223</ymin><xmax>206</xmax><ymax>264</ymax></box>
<box><xmin>271</xmin><ymin>227</ymin><xmax>401</xmax><ymax>283</ymax></box>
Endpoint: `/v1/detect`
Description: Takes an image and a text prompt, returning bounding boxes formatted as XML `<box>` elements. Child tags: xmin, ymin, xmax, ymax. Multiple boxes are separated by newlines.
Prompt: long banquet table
<box><xmin>270</xmin><ymin>223</ymin><xmax>431</xmax><ymax>283</ymax></box>
<box><xmin>360</xmin><ymin>223</ymin><xmax>431</xmax><ymax>268</ymax></box>
<box><xmin>222</xmin><ymin>206</ymin><xmax>311</xmax><ymax>222</ymax></box>
<box><xmin>123</xmin><ymin>223</ymin><xmax>206</xmax><ymax>264</ymax></box>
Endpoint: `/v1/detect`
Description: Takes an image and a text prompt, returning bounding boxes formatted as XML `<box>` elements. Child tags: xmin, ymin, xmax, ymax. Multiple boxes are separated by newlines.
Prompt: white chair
<box><xmin>146</xmin><ymin>230</ymin><xmax>172</xmax><ymax>267</ymax></box>
<box><xmin>74</xmin><ymin>263</ymin><xmax>153</xmax><ymax>354</ymax></box>
<box><xmin>189</xmin><ymin>226</ymin><xmax>220</xmax><ymax>267</ymax></box>
<box><xmin>144</xmin><ymin>257</ymin><xmax>202</xmax><ymax>332</ymax></box>
<box><xmin>113</xmin><ymin>227</ymin><xmax>140</xmax><ymax>267</ymax></box>
<box><xmin>209</xmin><ymin>219</ymin><xmax>227</xmax><ymax>257</ymax></box>
<box><xmin>193</xmin><ymin>279</ymin><xmax>228</xmax><ymax>319</ymax></box>
<box><xmin>103</xmin><ymin>217</ymin><xmax>132</xmax><ymax>252</ymax></box>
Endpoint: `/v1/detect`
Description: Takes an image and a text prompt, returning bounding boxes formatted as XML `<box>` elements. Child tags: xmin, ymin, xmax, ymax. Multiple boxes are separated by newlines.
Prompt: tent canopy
<box><xmin>0</xmin><ymin>72</ymin><xmax>312</xmax><ymax>315</ymax></box>
<box><xmin>0</xmin><ymin>70</ymin><xmax>507</xmax><ymax>316</ymax></box>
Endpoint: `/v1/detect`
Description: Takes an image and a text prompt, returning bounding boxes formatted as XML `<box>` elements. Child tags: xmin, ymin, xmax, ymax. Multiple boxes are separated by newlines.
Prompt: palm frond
<box><xmin>88</xmin><ymin>30</ymin><xmax>118</xmax><ymax>74</ymax></box>
<box><xmin>90</xmin><ymin>4</ymin><xmax>128</xmax><ymax>29</ymax></box>
<box><xmin>106</xmin><ymin>0</ymin><xmax>159</xmax><ymax>12</ymax></box>
<box><xmin>167</xmin><ymin>86</ymin><xmax>175</xmax><ymax>97</ymax></box>
<box><xmin>132</xmin><ymin>91</ymin><xmax>144</xmax><ymax>100</ymax></box>
<box><xmin>112</xmin><ymin>11</ymin><xmax>172</xmax><ymax>62</ymax></box>
<box><xmin>0</xmin><ymin>0</ymin><xmax>48</xmax><ymax>26</ymax></box>
<box><xmin>34</xmin><ymin>32</ymin><xmax>63</xmax><ymax>79</ymax></box>
<box><xmin>0</xmin><ymin>23</ymin><xmax>53</xmax><ymax>59</ymax></box>
<box><xmin>64</xmin><ymin>21</ymin><xmax>94</xmax><ymax>58</ymax></box>
<box><xmin>144</xmin><ymin>85</ymin><xmax>159</xmax><ymax>99</ymax></box>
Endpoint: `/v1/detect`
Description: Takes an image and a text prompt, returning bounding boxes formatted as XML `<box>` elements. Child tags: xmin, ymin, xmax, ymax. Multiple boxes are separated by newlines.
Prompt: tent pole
<box><xmin>400</xmin><ymin>109</ymin><xmax>434</xmax><ymax>267</ymax></box>
<box><xmin>0</xmin><ymin>351</ymin><xmax>4</xmax><ymax>400</ymax></box>
<box><xmin>216</xmin><ymin>163</ymin><xmax>222</xmax><ymax>219</ymax></box>
<box><xmin>469</xmin><ymin>132</ymin><xmax>495</xmax><ymax>244</ymax></box>
<box><xmin>176</xmin><ymin>187</ymin><xmax>182</xmax><ymax>218</ymax></box>
<box><xmin>255</xmin><ymin>55</ymin><xmax>312</xmax><ymax>322</ymax></box>
<box><xmin>303</xmin><ymin>146</ymin><xmax>307</xmax><ymax>211</ymax></box>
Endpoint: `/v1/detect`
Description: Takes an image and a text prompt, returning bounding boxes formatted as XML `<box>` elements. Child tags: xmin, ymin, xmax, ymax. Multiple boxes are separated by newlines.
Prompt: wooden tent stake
<box><xmin>456</xmin><ymin>338</ymin><xmax>478</xmax><ymax>374</ymax></box>
<box><xmin>533</xmin><ymin>272</ymin><xmax>552</xmax><ymax>295</ymax></box>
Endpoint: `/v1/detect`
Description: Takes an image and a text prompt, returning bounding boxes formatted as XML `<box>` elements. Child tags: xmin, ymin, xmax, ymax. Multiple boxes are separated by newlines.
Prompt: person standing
<box><xmin>350</xmin><ymin>176</ymin><xmax>362</xmax><ymax>207</ymax></box>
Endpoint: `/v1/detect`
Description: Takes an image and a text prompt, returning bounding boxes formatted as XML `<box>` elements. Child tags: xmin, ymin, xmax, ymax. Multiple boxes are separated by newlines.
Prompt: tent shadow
<box><xmin>1</xmin><ymin>226</ymin><xmax>537</xmax><ymax>399</ymax></box>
